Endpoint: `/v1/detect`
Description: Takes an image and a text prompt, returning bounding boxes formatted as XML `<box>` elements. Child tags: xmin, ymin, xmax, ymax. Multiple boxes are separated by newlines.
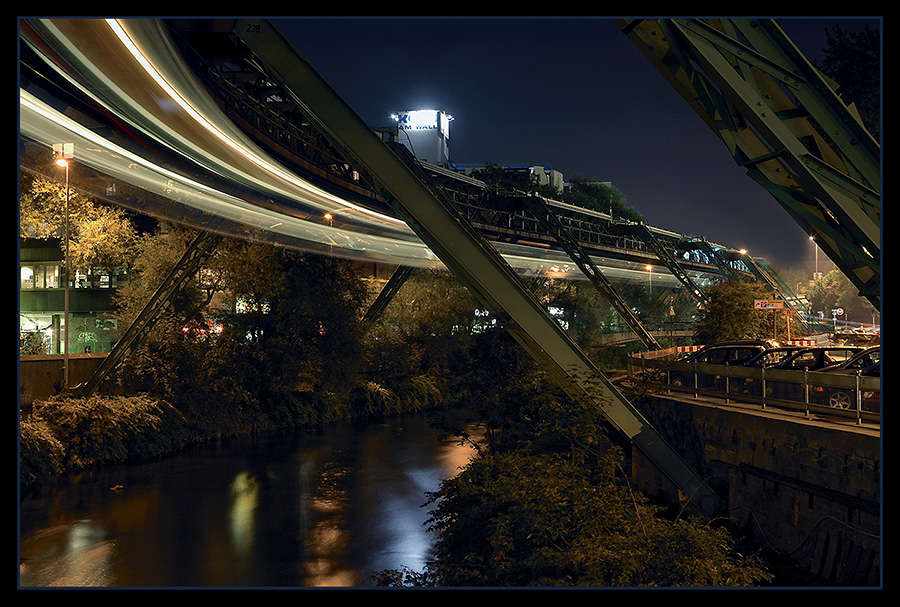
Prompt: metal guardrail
<box><xmin>628</xmin><ymin>351</ymin><xmax>880</xmax><ymax>425</ymax></box>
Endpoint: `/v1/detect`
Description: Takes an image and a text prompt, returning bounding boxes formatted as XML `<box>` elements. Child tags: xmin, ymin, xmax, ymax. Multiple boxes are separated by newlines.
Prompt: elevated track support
<box><xmin>230</xmin><ymin>18</ymin><xmax>725</xmax><ymax>517</ymax></box>
<box><xmin>78</xmin><ymin>230</ymin><xmax>223</xmax><ymax>397</ymax></box>
<box><xmin>509</xmin><ymin>195</ymin><xmax>662</xmax><ymax>350</ymax></box>
<box><xmin>617</xmin><ymin>18</ymin><xmax>880</xmax><ymax>309</ymax></box>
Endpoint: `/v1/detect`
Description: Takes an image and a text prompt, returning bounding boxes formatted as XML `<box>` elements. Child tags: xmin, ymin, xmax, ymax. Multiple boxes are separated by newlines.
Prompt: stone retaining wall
<box><xmin>630</xmin><ymin>395</ymin><xmax>880</xmax><ymax>586</ymax></box>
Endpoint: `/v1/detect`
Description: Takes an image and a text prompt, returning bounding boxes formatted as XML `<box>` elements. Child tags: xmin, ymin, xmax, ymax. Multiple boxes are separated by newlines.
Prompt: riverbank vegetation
<box><xmin>20</xmin><ymin>223</ymin><xmax>772</xmax><ymax>586</ymax></box>
<box><xmin>20</xmin><ymin>225</ymin><xmax>445</xmax><ymax>484</ymax></box>
<box><xmin>374</xmin><ymin>329</ymin><xmax>772</xmax><ymax>587</ymax></box>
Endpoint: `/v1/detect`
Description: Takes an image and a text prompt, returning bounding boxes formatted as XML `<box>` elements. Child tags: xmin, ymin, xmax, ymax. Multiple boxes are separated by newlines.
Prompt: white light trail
<box><xmin>106</xmin><ymin>19</ymin><xmax>406</xmax><ymax>228</ymax></box>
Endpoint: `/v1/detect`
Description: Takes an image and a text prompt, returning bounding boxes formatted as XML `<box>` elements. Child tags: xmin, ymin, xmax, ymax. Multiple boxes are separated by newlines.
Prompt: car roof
<box><xmin>697</xmin><ymin>339</ymin><xmax>780</xmax><ymax>349</ymax></box>
<box><xmin>818</xmin><ymin>346</ymin><xmax>880</xmax><ymax>372</ymax></box>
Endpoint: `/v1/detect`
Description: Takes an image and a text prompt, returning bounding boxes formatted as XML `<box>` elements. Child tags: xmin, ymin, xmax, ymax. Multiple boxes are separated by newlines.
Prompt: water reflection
<box><xmin>228</xmin><ymin>471</ymin><xmax>258</xmax><ymax>556</ymax></box>
<box><xmin>19</xmin><ymin>414</ymin><xmax>478</xmax><ymax>588</ymax></box>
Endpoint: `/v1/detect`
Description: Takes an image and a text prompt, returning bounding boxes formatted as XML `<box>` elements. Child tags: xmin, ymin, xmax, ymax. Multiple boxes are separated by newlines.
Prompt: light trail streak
<box><xmin>20</xmin><ymin>89</ymin><xmax>439</xmax><ymax>266</ymax></box>
<box><xmin>20</xmin><ymin>18</ymin><xmax>696</xmax><ymax>288</ymax></box>
<box><xmin>106</xmin><ymin>19</ymin><xmax>407</xmax><ymax>230</ymax></box>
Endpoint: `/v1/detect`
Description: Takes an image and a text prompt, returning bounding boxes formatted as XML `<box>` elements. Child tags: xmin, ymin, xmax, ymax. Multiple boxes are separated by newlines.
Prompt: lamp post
<box><xmin>53</xmin><ymin>143</ymin><xmax>73</xmax><ymax>388</ymax></box>
<box><xmin>645</xmin><ymin>264</ymin><xmax>652</xmax><ymax>295</ymax></box>
<box><xmin>324</xmin><ymin>212</ymin><xmax>333</xmax><ymax>257</ymax></box>
<box><xmin>809</xmin><ymin>235</ymin><xmax>819</xmax><ymax>281</ymax></box>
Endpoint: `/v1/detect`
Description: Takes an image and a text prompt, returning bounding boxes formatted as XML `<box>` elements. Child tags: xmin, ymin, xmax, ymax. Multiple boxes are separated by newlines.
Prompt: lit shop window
<box><xmin>20</xmin><ymin>264</ymin><xmax>61</xmax><ymax>290</ymax></box>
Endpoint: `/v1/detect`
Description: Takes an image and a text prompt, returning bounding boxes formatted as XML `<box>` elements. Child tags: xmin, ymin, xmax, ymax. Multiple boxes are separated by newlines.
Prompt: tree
<box><xmin>806</xmin><ymin>269</ymin><xmax>878</xmax><ymax>324</ymax></box>
<box><xmin>365</xmin><ymin>268</ymin><xmax>478</xmax><ymax>382</ymax></box>
<box><xmin>111</xmin><ymin>226</ymin><xmax>369</xmax><ymax>430</ymax></box>
<box><xmin>421</xmin><ymin>391</ymin><xmax>771</xmax><ymax>587</ymax></box>
<box><xmin>446</xmin><ymin>328</ymin><xmax>555</xmax><ymax>454</ymax></box>
<box><xmin>693</xmin><ymin>279</ymin><xmax>778</xmax><ymax>343</ymax></box>
<box><xmin>469</xmin><ymin>162</ymin><xmax>539</xmax><ymax>194</ymax></box>
<box><xmin>559</xmin><ymin>175</ymin><xmax>642</xmax><ymax>222</ymax></box>
<box><xmin>20</xmin><ymin>175</ymin><xmax>139</xmax><ymax>280</ymax></box>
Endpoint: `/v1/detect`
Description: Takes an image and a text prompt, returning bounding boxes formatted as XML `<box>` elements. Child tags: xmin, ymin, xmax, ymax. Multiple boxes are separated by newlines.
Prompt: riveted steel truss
<box><xmin>617</xmin><ymin>18</ymin><xmax>880</xmax><ymax>309</ymax></box>
<box><xmin>79</xmin><ymin>230</ymin><xmax>223</xmax><ymax>397</ymax></box>
<box><xmin>509</xmin><ymin>195</ymin><xmax>662</xmax><ymax>350</ymax></box>
<box><xmin>230</xmin><ymin>18</ymin><xmax>725</xmax><ymax>517</ymax></box>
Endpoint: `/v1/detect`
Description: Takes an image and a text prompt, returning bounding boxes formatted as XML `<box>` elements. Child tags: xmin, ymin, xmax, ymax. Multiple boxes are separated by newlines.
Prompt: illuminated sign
<box><xmin>395</xmin><ymin>110</ymin><xmax>451</xmax><ymax>136</ymax></box>
<box><xmin>393</xmin><ymin>109</ymin><xmax>452</xmax><ymax>166</ymax></box>
<box><xmin>397</xmin><ymin>110</ymin><xmax>437</xmax><ymax>130</ymax></box>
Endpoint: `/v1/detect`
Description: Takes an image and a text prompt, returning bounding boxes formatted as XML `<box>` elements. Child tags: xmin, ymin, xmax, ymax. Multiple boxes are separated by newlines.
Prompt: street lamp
<box><xmin>53</xmin><ymin>143</ymin><xmax>73</xmax><ymax>388</ymax></box>
<box><xmin>809</xmin><ymin>235</ymin><xmax>819</xmax><ymax>280</ymax></box>
<box><xmin>645</xmin><ymin>264</ymin><xmax>653</xmax><ymax>295</ymax></box>
<box><xmin>324</xmin><ymin>212</ymin><xmax>333</xmax><ymax>256</ymax></box>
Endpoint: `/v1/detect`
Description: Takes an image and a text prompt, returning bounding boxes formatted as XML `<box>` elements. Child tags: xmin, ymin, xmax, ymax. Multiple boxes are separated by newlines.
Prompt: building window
<box><xmin>21</xmin><ymin>264</ymin><xmax>61</xmax><ymax>290</ymax></box>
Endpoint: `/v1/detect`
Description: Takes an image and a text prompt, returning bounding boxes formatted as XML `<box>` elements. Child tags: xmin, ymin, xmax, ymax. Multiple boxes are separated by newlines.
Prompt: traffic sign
<box><xmin>754</xmin><ymin>299</ymin><xmax>783</xmax><ymax>309</ymax></box>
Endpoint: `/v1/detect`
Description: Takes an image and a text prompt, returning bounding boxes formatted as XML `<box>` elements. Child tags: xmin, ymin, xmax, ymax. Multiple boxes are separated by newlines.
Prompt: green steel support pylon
<box><xmin>513</xmin><ymin>195</ymin><xmax>662</xmax><ymax>351</ymax></box>
<box><xmin>362</xmin><ymin>265</ymin><xmax>414</xmax><ymax>326</ymax></box>
<box><xmin>616</xmin><ymin>18</ymin><xmax>879</xmax><ymax>309</ymax></box>
<box><xmin>78</xmin><ymin>230</ymin><xmax>222</xmax><ymax>397</ymax></box>
<box><xmin>232</xmin><ymin>18</ymin><xmax>725</xmax><ymax>517</ymax></box>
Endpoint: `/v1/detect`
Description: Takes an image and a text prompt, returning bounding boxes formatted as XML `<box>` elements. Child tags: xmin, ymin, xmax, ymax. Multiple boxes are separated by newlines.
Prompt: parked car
<box><xmin>818</xmin><ymin>346</ymin><xmax>880</xmax><ymax>373</ymax></box>
<box><xmin>681</xmin><ymin>339</ymin><xmax>782</xmax><ymax>364</ymax></box>
<box><xmin>763</xmin><ymin>347</ymin><xmax>865</xmax><ymax>401</ymax></box>
<box><xmin>770</xmin><ymin>346</ymin><xmax>864</xmax><ymax>371</ymax></box>
<box><xmin>810</xmin><ymin>348</ymin><xmax>880</xmax><ymax>412</ymax></box>
<box><xmin>732</xmin><ymin>346</ymin><xmax>806</xmax><ymax>396</ymax></box>
<box><xmin>812</xmin><ymin>379</ymin><xmax>879</xmax><ymax>412</ymax></box>
<box><xmin>740</xmin><ymin>346</ymin><xmax>807</xmax><ymax>368</ymax></box>
<box><xmin>669</xmin><ymin>340</ymin><xmax>780</xmax><ymax>388</ymax></box>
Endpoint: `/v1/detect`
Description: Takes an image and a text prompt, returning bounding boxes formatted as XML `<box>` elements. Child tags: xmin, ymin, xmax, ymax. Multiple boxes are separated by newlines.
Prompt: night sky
<box><xmin>272</xmin><ymin>16</ymin><xmax>880</xmax><ymax>273</ymax></box>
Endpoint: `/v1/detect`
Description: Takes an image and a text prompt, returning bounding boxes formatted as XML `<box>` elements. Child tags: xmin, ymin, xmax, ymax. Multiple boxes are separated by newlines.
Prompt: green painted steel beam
<box><xmin>512</xmin><ymin>195</ymin><xmax>662</xmax><ymax>351</ymax></box>
<box><xmin>616</xmin><ymin>18</ymin><xmax>880</xmax><ymax>310</ymax></box>
<box><xmin>625</xmin><ymin>223</ymin><xmax>710</xmax><ymax>307</ymax></box>
<box><xmin>362</xmin><ymin>265</ymin><xmax>413</xmax><ymax>326</ymax></box>
<box><xmin>78</xmin><ymin>230</ymin><xmax>222</xmax><ymax>397</ymax></box>
<box><xmin>232</xmin><ymin>19</ymin><xmax>724</xmax><ymax>517</ymax></box>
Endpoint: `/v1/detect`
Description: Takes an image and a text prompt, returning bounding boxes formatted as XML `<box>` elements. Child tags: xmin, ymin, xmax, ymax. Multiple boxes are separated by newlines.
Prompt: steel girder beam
<box><xmin>510</xmin><ymin>195</ymin><xmax>662</xmax><ymax>350</ymax></box>
<box><xmin>362</xmin><ymin>265</ymin><xmax>414</xmax><ymax>326</ymax></box>
<box><xmin>232</xmin><ymin>19</ymin><xmax>724</xmax><ymax>516</ymax></box>
<box><xmin>612</xmin><ymin>222</ymin><xmax>711</xmax><ymax>307</ymax></box>
<box><xmin>78</xmin><ymin>230</ymin><xmax>223</xmax><ymax>397</ymax></box>
<box><xmin>689</xmin><ymin>239</ymin><xmax>743</xmax><ymax>280</ymax></box>
<box><xmin>617</xmin><ymin>18</ymin><xmax>880</xmax><ymax>310</ymax></box>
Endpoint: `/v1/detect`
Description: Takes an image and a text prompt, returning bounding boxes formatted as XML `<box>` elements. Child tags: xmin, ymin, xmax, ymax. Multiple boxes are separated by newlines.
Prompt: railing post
<box><xmin>693</xmin><ymin>361</ymin><xmax>698</xmax><ymax>398</ymax></box>
<box><xmin>724</xmin><ymin>362</ymin><xmax>730</xmax><ymax>404</ymax></box>
<box><xmin>803</xmin><ymin>368</ymin><xmax>812</xmax><ymax>419</ymax></box>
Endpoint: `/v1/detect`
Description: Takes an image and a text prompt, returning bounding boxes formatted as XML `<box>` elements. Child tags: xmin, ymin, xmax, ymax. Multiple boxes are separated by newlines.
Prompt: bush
<box><xmin>23</xmin><ymin>394</ymin><xmax>190</xmax><ymax>478</ymax></box>
<box><xmin>424</xmin><ymin>449</ymin><xmax>771</xmax><ymax>587</ymax></box>
<box><xmin>19</xmin><ymin>419</ymin><xmax>65</xmax><ymax>484</ymax></box>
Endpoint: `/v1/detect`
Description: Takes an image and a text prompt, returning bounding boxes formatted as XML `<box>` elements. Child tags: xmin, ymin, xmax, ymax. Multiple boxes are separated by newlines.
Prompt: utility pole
<box><xmin>53</xmin><ymin>143</ymin><xmax>74</xmax><ymax>388</ymax></box>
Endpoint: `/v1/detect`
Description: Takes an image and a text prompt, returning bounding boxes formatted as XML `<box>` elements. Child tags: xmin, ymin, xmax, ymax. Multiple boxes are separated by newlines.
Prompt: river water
<box><xmin>18</xmin><ymin>414</ymin><xmax>479</xmax><ymax>588</ymax></box>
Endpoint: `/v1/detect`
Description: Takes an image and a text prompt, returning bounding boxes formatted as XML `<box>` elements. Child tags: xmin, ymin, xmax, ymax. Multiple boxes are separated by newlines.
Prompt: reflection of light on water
<box><xmin>19</xmin><ymin>520</ymin><xmax>115</xmax><ymax>587</ymax></box>
<box><xmin>67</xmin><ymin>518</ymin><xmax>105</xmax><ymax>551</ymax></box>
<box><xmin>436</xmin><ymin>424</ymin><xmax>483</xmax><ymax>478</ymax></box>
<box><xmin>304</xmin><ymin>459</ymin><xmax>357</xmax><ymax>586</ymax></box>
<box><xmin>229</xmin><ymin>472</ymin><xmax>259</xmax><ymax>555</ymax></box>
<box><xmin>306</xmin><ymin>520</ymin><xmax>355</xmax><ymax>587</ymax></box>
<box><xmin>310</xmin><ymin>496</ymin><xmax>343</xmax><ymax>512</ymax></box>
<box><xmin>360</xmin><ymin>422</ymin><xmax>486</xmax><ymax>577</ymax></box>
<box><xmin>376</xmin><ymin>488</ymin><xmax>433</xmax><ymax>571</ymax></box>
